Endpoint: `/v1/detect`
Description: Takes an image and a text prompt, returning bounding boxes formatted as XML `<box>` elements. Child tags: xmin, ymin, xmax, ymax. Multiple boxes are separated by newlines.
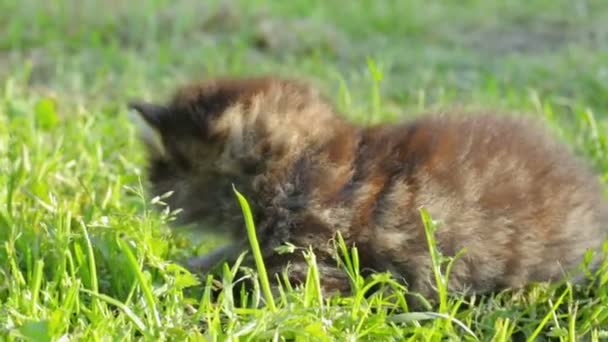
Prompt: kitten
<box><xmin>128</xmin><ymin>76</ymin><xmax>608</xmax><ymax>300</ymax></box>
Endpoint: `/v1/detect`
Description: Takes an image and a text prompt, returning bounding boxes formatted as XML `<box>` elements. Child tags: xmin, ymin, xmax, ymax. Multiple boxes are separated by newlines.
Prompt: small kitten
<box><xmin>128</xmin><ymin>76</ymin><xmax>608</xmax><ymax>300</ymax></box>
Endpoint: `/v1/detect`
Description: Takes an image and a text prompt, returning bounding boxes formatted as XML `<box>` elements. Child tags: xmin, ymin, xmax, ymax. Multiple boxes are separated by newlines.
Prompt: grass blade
<box><xmin>527</xmin><ymin>287</ymin><xmax>570</xmax><ymax>342</ymax></box>
<box><xmin>29</xmin><ymin>259</ymin><xmax>44</xmax><ymax>317</ymax></box>
<box><xmin>80</xmin><ymin>288</ymin><xmax>151</xmax><ymax>338</ymax></box>
<box><xmin>78</xmin><ymin>220</ymin><xmax>101</xmax><ymax>314</ymax></box>
<box><xmin>232</xmin><ymin>185</ymin><xmax>276</xmax><ymax>312</ymax></box>
<box><xmin>388</xmin><ymin>312</ymin><xmax>478</xmax><ymax>340</ymax></box>
<box><xmin>117</xmin><ymin>238</ymin><xmax>162</xmax><ymax>330</ymax></box>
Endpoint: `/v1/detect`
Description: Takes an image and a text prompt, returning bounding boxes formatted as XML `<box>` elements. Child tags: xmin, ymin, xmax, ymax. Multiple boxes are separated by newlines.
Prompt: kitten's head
<box><xmin>128</xmin><ymin>76</ymin><xmax>338</xmax><ymax>227</ymax></box>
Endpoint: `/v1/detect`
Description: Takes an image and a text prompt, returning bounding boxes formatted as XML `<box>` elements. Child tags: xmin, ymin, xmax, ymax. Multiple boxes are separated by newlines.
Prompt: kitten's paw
<box><xmin>186</xmin><ymin>255</ymin><xmax>215</xmax><ymax>273</ymax></box>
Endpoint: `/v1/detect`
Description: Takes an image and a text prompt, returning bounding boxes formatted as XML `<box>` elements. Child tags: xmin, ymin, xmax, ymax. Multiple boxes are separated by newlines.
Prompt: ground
<box><xmin>1</xmin><ymin>0</ymin><xmax>608</xmax><ymax>340</ymax></box>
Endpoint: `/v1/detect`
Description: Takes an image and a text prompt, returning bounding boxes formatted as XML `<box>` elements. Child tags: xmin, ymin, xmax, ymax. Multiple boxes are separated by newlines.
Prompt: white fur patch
<box><xmin>128</xmin><ymin>109</ymin><xmax>166</xmax><ymax>157</ymax></box>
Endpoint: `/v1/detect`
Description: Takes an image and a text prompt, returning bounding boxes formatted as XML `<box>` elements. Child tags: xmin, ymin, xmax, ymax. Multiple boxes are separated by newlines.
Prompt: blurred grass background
<box><xmin>2</xmin><ymin>0</ymin><xmax>607</xmax><ymax>106</ymax></box>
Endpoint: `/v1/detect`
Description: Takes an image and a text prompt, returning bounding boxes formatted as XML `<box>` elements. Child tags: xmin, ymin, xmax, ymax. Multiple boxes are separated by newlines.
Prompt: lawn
<box><xmin>1</xmin><ymin>0</ymin><xmax>608</xmax><ymax>340</ymax></box>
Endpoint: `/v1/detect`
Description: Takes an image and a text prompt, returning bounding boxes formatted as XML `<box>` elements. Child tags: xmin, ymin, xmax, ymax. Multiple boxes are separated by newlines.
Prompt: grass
<box><xmin>1</xmin><ymin>0</ymin><xmax>608</xmax><ymax>340</ymax></box>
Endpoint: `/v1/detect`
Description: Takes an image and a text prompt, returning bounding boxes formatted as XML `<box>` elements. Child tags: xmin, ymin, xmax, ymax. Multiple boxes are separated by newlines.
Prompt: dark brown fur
<box><xmin>129</xmin><ymin>76</ymin><xmax>608</xmax><ymax>300</ymax></box>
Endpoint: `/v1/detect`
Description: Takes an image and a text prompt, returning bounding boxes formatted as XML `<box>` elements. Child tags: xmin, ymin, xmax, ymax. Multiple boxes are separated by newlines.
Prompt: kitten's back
<box><xmin>359</xmin><ymin>113</ymin><xmax>607</xmax><ymax>294</ymax></box>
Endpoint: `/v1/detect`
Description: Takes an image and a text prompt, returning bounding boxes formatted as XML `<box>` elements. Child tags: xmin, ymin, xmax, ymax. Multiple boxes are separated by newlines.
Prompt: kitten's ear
<box><xmin>128</xmin><ymin>101</ymin><xmax>167</xmax><ymax>128</ymax></box>
<box><xmin>128</xmin><ymin>101</ymin><xmax>167</xmax><ymax>157</ymax></box>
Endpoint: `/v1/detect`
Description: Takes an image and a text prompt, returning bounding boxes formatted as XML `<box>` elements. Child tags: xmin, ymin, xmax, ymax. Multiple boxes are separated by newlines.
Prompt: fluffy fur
<box><xmin>129</xmin><ymin>76</ymin><xmax>608</xmax><ymax>300</ymax></box>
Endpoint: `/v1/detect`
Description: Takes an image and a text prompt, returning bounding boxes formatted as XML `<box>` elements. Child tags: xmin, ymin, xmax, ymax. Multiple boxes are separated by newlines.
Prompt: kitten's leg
<box><xmin>187</xmin><ymin>241</ymin><xmax>246</xmax><ymax>272</ymax></box>
<box><xmin>264</xmin><ymin>253</ymin><xmax>352</xmax><ymax>297</ymax></box>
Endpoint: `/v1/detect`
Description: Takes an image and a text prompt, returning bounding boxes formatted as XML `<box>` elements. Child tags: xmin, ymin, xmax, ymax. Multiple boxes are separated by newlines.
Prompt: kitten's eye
<box><xmin>164</xmin><ymin>141</ymin><xmax>193</xmax><ymax>172</ymax></box>
<box><xmin>172</xmin><ymin>152</ymin><xmax>192</xmax><ymax>171</ymax></box>
<box><xmin>149</xmin><ymin>159</ymin><xmax>173</xmax><ymax>182</ymax></box>
<box><xmin>160</xmin><ymin>137</ymin><xmax>192</xmax><ymax>172</ymax></box>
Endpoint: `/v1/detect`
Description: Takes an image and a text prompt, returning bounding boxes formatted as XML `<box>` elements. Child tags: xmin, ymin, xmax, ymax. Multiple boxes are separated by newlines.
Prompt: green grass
<box><xmin>2</xmin><ymin>0</ymin><xmax>608</xmax><ymax>340</ymax></box>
